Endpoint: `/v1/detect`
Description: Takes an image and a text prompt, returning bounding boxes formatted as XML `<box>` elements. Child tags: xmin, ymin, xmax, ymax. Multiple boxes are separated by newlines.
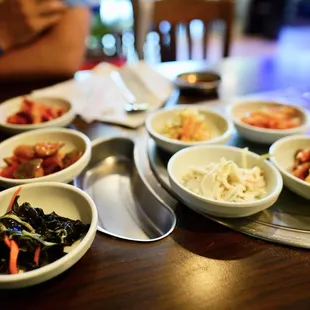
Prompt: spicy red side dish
<box><xmin>292</xmin><ymin>149</ymin><xmax>310</xmax><ymax>182</ymax></box>
<box><xmin>0</xmin><ymin>143</ymin><xmax>82</xmax><ymax>179</ymax></box>
<box><xmin>7</xmin><ymin>97</ymin><xmax>66</xmax><ymax>125</ymax></box>
<box><xmin>242</xmin><ymin>106</ymin><xmax>302</xmax><ymax>130</ymax></box>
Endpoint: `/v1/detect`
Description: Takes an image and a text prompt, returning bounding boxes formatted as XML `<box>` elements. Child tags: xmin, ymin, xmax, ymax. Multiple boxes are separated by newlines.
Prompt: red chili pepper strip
<box><xmin>9</xmin><ymin>240</ymin><xmax>19</xmax><ymax>274</ymax></box>
<box><xmin>8</xmin><ymin>186</ymin><xmax>22</xmax><ymax>211</ymax></box>
<box><xmin>4</xmin><ymin>235</ymin><xmax>11</xmax><ymax>248</ymax></box>
<box><xmin>34</xmin><ymin>245</ymin><xmax>40</xmax><ymax>266</ymax></box>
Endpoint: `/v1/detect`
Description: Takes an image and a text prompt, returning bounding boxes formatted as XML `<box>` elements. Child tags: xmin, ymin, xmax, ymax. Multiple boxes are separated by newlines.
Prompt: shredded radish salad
<box><xmin>182</xmin><ymin>154</ymin><xmax>266</xmax><ymax>202</ymax></box>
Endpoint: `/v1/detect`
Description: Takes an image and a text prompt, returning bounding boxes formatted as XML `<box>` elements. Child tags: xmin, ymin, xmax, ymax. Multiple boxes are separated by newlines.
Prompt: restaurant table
<box><xmin>1</xmin><ymin>55</ymin><xmax>310</xmax><ymax>310</ymax></box>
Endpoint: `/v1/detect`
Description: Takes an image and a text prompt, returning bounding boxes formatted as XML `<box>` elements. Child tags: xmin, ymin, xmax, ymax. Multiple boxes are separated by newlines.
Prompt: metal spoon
<box><xmin>110</xmin><ymin>71</ymin><xmax>149</xmax><ymax>113</ymax></box>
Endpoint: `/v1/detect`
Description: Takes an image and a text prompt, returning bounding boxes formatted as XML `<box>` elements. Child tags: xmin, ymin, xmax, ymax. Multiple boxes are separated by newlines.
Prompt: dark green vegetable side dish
<box><xmin>0</xmin><ymin>190</ymin><xmax>90</xmax><ymax>275</ymax></box>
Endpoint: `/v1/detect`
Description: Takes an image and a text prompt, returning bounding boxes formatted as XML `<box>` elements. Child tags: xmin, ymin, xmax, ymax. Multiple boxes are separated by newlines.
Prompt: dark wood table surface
<box><xmin>1</xmin><ymin>55</ymin><xmax>310</xmax><ymax>310</ymax></box>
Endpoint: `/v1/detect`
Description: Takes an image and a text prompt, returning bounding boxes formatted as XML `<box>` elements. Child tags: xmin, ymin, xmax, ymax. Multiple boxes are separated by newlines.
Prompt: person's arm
<box><xmin>0</xmin><ymin>7</ymin><xmax>91</xmax><ymax>80</ymax></box>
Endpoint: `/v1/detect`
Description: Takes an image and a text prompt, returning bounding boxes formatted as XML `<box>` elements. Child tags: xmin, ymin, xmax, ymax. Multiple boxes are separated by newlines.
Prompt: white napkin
<box><xmin>31</xmin><ymin>61</ymin><xmax>173</xmax><ymax>128</ymax></box>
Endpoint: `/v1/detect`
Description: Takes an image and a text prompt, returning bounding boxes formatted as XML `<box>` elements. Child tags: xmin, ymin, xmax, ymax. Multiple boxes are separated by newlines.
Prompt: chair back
<box><xmin>151</xmin><ymin>0</ymin><xmax>234</xmax><ymax>62</ymax></box>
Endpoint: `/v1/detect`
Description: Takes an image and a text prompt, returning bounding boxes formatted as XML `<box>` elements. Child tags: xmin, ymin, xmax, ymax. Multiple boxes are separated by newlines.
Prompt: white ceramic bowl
<box><xmin>0</xmin><ymin>182</ymin><xmax>98</xmax><ymax>289</ymax></box>
<box><xmin>168</xmin><ymin>145</ymin><xmax>283</xmax><ymax>218</ymax></box>
<box><xmin>270</xmin><ymin>135</ymin><xmax>310</xmax><ymax>199</ymax></box>
<box><xmin>145</xmin><ymin>106</ymin><xmax>234</xmax><ymax>154</ymax></box>
<box><xmin>0</xmin><ymin>128</ymin><xmax>91</xmax><ymax>188</ymax></box>
<box><xmin>0</xmin><ymin>96</ymin><xmax>75</xmax><ymax>134</ymax></box>
<box><xmin>230</xmin><ymin>100</ymin><xmax>310</xmax><ymax>144</ymax></box>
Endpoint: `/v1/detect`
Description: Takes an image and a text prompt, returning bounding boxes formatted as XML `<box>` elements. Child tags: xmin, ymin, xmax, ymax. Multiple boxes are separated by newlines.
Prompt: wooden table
<box><xmin>1</xmin><ymin>55</ymin><xmax>310</xmax><ymax>310</ymax></box>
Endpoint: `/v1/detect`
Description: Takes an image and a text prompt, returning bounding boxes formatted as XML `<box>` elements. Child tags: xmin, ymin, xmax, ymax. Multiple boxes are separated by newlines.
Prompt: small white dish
<box><xmin>270</xmin><ymin>135</ymin><xmax>310</xmax><ymax>199</ymax></box>
<box><xmin>0</xmin><ymin>182</ymin><xmax>98</xmax><ymax>289</ymax></box>
<box><xmin>0</xmin><ymin>96</ymin><xmax>75</xmax><ymax>135</ymax></box>
<box><xmin>230</xmin><ymin>100</ymin><xmax>310</xmax><ymax>144</ymax></box>
<box><xmin>168</xmin><ymin>145</ymin><xmax>283</xmax><ymax>218</ymax></box>
<box><xmin>145</xmin><ymin>106</ymin><xmax>234</xmax><ymax>154</ymax></box>
<box><xmin>0</xmin><ymin>128</ymin><xmax>91</xmax><ymax>188</ymax></box>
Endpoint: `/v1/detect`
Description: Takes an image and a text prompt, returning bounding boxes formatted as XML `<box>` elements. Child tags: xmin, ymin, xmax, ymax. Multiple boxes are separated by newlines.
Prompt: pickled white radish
<box><xmin>182</xmin><ymin>156</ymin><xmax>266</xmax><ymax>203</ymax></box>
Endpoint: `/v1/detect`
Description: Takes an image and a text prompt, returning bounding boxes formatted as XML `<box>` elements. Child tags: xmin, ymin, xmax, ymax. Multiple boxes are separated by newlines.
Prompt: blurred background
<box><xmin>82</xmin><ymin>0</ymin><xmax>310</xmax><ymax>68</ymax></box>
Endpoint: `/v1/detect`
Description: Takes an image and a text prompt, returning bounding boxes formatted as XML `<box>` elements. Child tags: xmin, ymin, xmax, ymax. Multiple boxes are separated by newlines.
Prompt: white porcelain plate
<box><xmin>0</xmin><ymin>182</ymin><xmax>98</xmax><ymax>289</ymax></box>
<box><xmin>0</xmin><ymin>96</ymin><xmax>75</xmax><ymax>134</ymax></box>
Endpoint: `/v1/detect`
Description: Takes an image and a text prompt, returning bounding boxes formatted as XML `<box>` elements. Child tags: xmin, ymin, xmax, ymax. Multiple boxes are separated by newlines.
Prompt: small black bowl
<box><xmin>174</xmin><ymin>71</ymin><xmax>221</xmax><ymax>94</ymax></box>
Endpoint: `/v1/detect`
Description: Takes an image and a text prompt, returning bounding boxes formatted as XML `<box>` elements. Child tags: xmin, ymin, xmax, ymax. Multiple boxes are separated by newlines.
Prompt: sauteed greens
<box><xmin>0</xmin><ymin>187</ymin><xmax>89</xmax><ymax>274</ymax></box>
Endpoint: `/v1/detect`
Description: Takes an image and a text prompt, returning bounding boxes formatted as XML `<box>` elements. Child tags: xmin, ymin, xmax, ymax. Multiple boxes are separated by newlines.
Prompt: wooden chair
<box><xmin>150</xmin><ymin>0</ymin><xmax>235</xmax><ymax>62</ymax></box>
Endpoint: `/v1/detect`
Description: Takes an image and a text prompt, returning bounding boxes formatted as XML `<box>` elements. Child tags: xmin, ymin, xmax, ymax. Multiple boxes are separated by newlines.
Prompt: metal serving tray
<box><xmin>142</xmin><ymin>134</ymin><xmax>310</xmax><ymax>249</ymax></box>
<box><xmin>74</xmin><ymin>137</ymin><xmax>176</xmax><ymax>242</ymax></box>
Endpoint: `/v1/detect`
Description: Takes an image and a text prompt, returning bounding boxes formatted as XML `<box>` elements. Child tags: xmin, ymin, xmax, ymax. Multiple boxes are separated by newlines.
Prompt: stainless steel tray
<box><xmin>74</xmin><ymin>137</ymin><xmax>176</xmax><ymax>242</ymax></box>
<box><xmin>143</xmin><ymin>134</ymin><xmax>310</xmax><ymax>249</ymax></box>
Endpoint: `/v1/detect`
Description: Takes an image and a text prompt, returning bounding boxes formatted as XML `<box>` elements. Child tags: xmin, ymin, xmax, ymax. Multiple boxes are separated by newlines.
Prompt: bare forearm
<box><xmin>0</xmin><ymin>7</ymin><xmax>91</xmax><ymax>80</ymax></box>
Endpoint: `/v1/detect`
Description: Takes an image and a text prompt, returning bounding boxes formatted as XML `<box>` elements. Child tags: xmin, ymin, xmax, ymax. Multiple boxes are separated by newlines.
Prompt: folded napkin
<box><xmin>31</xmin><ymin>61</ymin><xmax>173</xmax><ymax>128</ymax></box>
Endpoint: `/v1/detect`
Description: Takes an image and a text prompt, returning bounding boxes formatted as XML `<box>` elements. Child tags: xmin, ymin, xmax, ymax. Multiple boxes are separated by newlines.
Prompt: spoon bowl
<box><xmin>125</xmin><ymin>102</ymin><xmax>149</xmax><ymax>113</ymax></box>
